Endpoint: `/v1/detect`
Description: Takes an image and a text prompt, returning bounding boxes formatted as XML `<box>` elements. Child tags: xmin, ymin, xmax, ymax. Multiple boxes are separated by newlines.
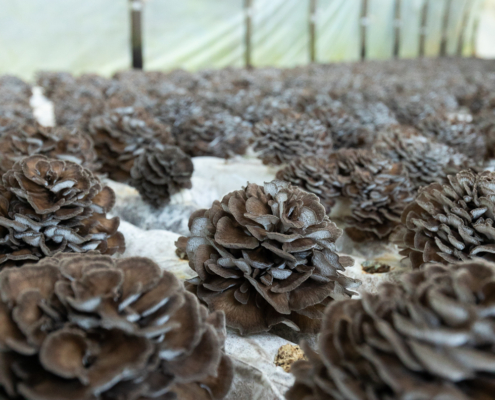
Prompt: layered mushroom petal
<box><xmin>0</xmin><ymin>155</ymin><xmax>124</xmax><ymax>268</ymax></box>
<box><xmin>0</xmin><ymin>123</ymin><xmax>99</xmax><ymax>175</ymax></box>
<box><xmin>177</xmin><ymin>180</ymin><xmax>360</xmax><ymax>334</ymax></box>
<box><xmin>0</xmin><ymin>253</ymin><xmax>233</xmax><ymax>400</ymax></box>
<box><xmin>395</xmin><ymin>169</ymin><xmax>495</xmax><ymax>269</ymax></box>
<box><xmin>287</xmin><ymin>260</ymin><xmax>495</xmax><ymax>400</ymax></box>
<box><xmin>129</xmin><ymin>144</ymin><xmax>193</xmax><ymax>207</ymax></box>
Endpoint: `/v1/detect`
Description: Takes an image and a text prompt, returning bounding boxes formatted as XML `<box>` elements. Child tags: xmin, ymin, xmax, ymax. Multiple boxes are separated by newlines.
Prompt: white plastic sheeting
<box><xmin>0</xmin><ymin>0</ymin><xmax>491</xmax><ymax>80</ymax></box>
<box><xmin>0</xmin><ymin>1</ymin><xmax>130</xmax><ymax>79</ymax></box>
<box><xmin>144</xmin><ymin>0</ymin><xmax>244</xmax><ymax>70</ymax></box>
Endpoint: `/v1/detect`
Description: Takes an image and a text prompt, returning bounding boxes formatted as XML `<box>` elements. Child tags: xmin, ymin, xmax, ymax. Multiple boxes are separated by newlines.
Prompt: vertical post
<box><xmin>130</xmin><ymin>0</ymin><xmax>143</xmax><ymax>69</ymax></box>
<box><xmin>244</xmin><ymin>0</ymin><xmax>253</xmax><ymax>68</ymax></box>
<box><xmin>393</xmin><ymin>0</ymin><xmax>401</xmax><ymax>58</ymax></box>
<box><xmin>457</xmin><ymin>1</ymin><xmax>472</xmax><ymax>56</ymax></box>
<box><xmin>439</xmin><ymin>0</ymin><xmax>452</xmax><ymax>56</ymax></box>
<box><xmin>309</xmin><ymin>0</ymin><xmax>317</xmax><ymax>63</ymax></box>
<box><xmin>360</xmin><ymin>0</ymin><xmax>368</xmax><ymax>61</ymax></box>
<box><xmin>419</xmin><ymin>0</ymin><xmax>429</xmax><ymax>57</ymax></box>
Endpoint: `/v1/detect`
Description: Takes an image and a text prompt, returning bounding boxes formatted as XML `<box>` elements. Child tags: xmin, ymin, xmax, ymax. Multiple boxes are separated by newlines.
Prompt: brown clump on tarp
<box><xmin>274</xmin><ymin>344</ymin><xmax>307</xmax><ymax>373</ymax></box>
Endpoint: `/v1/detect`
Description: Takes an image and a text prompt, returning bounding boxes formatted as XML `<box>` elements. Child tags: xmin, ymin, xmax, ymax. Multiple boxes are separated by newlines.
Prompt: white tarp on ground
<box><xmin>0</xmin><ymin>0</ymin><xmax>493</xmax><ymax>80</ymax></box>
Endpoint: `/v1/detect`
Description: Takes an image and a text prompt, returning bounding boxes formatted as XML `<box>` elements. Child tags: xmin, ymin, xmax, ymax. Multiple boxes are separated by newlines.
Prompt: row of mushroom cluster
<box><xmin>0</xmin><ymin>58</ymin><xmax>494</xmax><ymax>399</ymax></box>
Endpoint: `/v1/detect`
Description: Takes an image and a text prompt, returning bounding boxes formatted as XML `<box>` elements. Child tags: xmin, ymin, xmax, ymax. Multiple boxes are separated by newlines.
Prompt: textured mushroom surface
<box><xmin>375</xmin><ymin>128</ymin><xmax>475</xmax><ymax>190</ymax></box>
<box><xmin>172</xmin><ymin>111</ymin><xmax>253</xmax><ymax>158</ymax></box>
<box><xmin>0</xmin><ymin>124</ymin><xmax>99</xmax><ymax>174</ymax></box>
<box><xmin>89</xmin><ymin>107</ymin><xmax>173</xmax><ymax>182</ymax></box>
<box><xmin>417</xmin><ymin>113</ymin><xmax>486</xmax><ymax>161</ymax></box>
<box><xmin>395</xmin><ymin>169</ymin><xmax>495</xmax><ymax>269</ymax></box>
<box><xmin>129</xmin><ymin>144</ymin><xmax>194</xmax><ymax>207</ymax></box>
<box><xmin>253</xmin><ymin>117</ymin><xmax>332</xmax><ymax>166</ymax></box>
<box><xmin>287</xmin><ymin>260</ymin><xmax>495</xmax><ymax>400</ymax></box>
<box><xmin>0</xmin><ymin>155</ymin><xmax>124</xmax><ymax>267</ymax></box>
<box><xmin>0</xmin><ymin>75</ymin><xmax>35</xmax><ymax>124</ymax></box>
<box><xmin>0</xmin><ymin>253</ymin><xmax>233</xmax><ymax>400</ymax></box>
<box><xmin>308</xmin><ymin>106</ymin><xmax>373</xmax><ymax>150</ymax></box>
<box><xmin>276</xmin><ymin>156</ymin><xmax>339</xmax><ymax>213</ymax></box>
<box><xmin>177</xmin><ymin>180</ymin><xmax>360</xmax><ymax>335</ymax></box>
<box><xmin>327</xmin><ymin>149</ymin><xmax>416</xmax><ymax>242</ymax></box>
<box><xmin>475</xmin><ymin>110</ymin><xmax>495</xmax><ymax>159</ymax></box>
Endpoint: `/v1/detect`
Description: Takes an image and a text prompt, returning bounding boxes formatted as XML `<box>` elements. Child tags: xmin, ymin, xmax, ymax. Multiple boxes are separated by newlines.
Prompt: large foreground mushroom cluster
<box><xmin>0</xmin><ymin>57</ymin><xmax>495</xmax><ymax>399</ymax></box>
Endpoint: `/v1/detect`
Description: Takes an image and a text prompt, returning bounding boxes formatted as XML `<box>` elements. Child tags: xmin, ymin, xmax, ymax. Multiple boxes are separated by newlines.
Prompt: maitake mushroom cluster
<box><xmin>253</xmin><ymin>116</ymin><xmax>332</xmax><ymax>165</ymax></box>
<box><xmin>375</xmin><ymin>127</ymin><xmax>476</xmax><ymax>190</ymax></box>
<box><xmin>277</xmin><ymin>149</ymin><xmax>416</xmax><ymax>242</ymax></box>
<box><xmin>328</xmin><ymin>149</ymin><xmax>415</xmax><ymax>242</ymax></box>
<box><xmin>0</xmin><ymin>75</ymin><xmax>35</xmax><ymax>124</ymax></box>
<box><xmin>0</xmin><ymin>155</ymin><xmax>124</xmax><ymax>267</ymax></box>
<box><xmin>395</xmin><ymin>169</ymin><xmax>495</xmax><ymax>269</ymax></box>
<box><xmin>287</xmin><ymin>259</ymin><xmax>495</xmax><ymax>400</ymax></box>
<box><xmin>276</xmin><ymin>156</ymin><xmax>339</xmax><ymax>214</ymax></box>
<box><xmin>89</xmin><ymin>107</ymin><xmax>194</xmax><ymax>206</ymax></box>
<box><xmin>417</xmin><ymin>113</ymin><xmax>486</xmax><ymax>161</ymax></box>
<box><xmin>89</xmin><ymin>107</ymin><xmax>173</xmax><ymax>182</ymax></box>
<box><xmin>130</xmin><ymin>145</ymin><xmax>194</xmax><ymax>207</ymax></box>
<box><xmin>0</xmin><ymin>253</ymin><xmax>233</xmax><ymax>400</ymax></box>
<box><xmin>0</xmin><ymin>124</ymin><xmax>99</xmax><ymax>175</ymax></box>
<box><xmin>177</xmin><ymin>180</ymin><xmax>360</xmax><ymax>335</ymax></box>
<box><xmin>172</xmin><ymin>110</ymin><xmax>254</xmax><ymax>159</ymax></box>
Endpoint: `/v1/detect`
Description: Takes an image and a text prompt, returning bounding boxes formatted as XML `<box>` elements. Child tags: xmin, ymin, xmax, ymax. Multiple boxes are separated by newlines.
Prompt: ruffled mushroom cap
<box><xmin>327</xmin><ymin>149</ymin><xmax>416</xmax><ymax>242</ymax></box>
<box><xmin>253</xmin><ymin>117</ymin><xmax>332</xmax><ymax>166</ymax></box>
<box><xmin>0</xmin><ymin>76</ymin><xmax>35</xmax><ymax>124</ymax></box>
<box><xmin>395</xmin><ymin>169</ymin><xmax>495</xmax><ymax>269</ymax></box>
<box><xmin>276</xmin><ymin>156</ymin><xmax>339</xmax><ymax>213</ymax></box>
<box><xmin>417</xmin><ymin>113</ymin><xmax>486</xmax><ymax>161</ymax></box>
<box><xmin>172</xmin><ymin>111</ymin><xmax>253</xmax><ymax>158</ymax></box>
<box><xmin>178</xmin><ymin>180</ymin><xmax>360</xmax><ymax>335</ymax></box>
<box><xmin>0</xmin><ymin>155</ymin><xmax>124</xmax><ymax>267</ymax></box>
<box><xmin>0</xmin><ymin>124</ymin><xmax>99</xmax><ymax>174</ymax></box>
<box><xmin>311</xmin><ymin>107</ymin><xmax>373</xmax><ymax>149</ymax></box>
<box><xmin>89</xmin><ymin>107</ymin><xmax>173</xmax><ymax>182</ymax></box>
<box><xmin>475</xmin><ymin>110</ymin><xmax>495</xmax><ymax>159</ymax></box>
<box><xmin>287</xmin><ymin>260</ymin><xmax>495</xmax><ymax>400</ymax></box>
<box><xmin>0</xmin><ymin>253</ymin><xmax>233</xmax><ymax>400</ymax></box>
<box><xmin>129</xmin><ymin>144</ymin><xmax>194</xmax><ymax>207</ymax></box>
<box><xmin>0</xmin><ymin>116</ymin><xmax>21</xmax><ymax>136</ymax></box>
<box><xmin>375</xmin><ymin>127</ymin><xmax>476</xmax><ymax>190</ymax></box>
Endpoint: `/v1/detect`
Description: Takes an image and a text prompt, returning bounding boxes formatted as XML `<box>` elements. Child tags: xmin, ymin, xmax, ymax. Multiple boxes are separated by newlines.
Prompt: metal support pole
<box><xmin>130</xmin><ymin>0</ymin><xmax>143</xmax><ymax>69</ymax></box>
<box><xmin>309</xmin><ymin>0</ymin><xmax>317</xmax><ymax>63</ymax></box>
<box><xmin>457</xmin><ymin>1</ymin><xmax>472</xmax><ymax>56</ymax></box>
<box><xmin>393</xmin><ymin>0</ymin><xmax>401</xmax><ymax>58</ymax></box>
<box><xmin>244</xmin><ymin>0</ymin><xmax>253</xmax><ymax>68</ymax></box>
<box><xmin>419</xmin><ymin>0</ymin><xmax>429</xmax><ymax>57</ymax></box>
<box><xmin>439</xmin><ymin>0</ymin><xmax>452</xmax><ymax>56</ymax></box>
<box><xmin>360</xmin><ymin>0</ymin><xmax>368</xmax><ymax>61</ymax></box>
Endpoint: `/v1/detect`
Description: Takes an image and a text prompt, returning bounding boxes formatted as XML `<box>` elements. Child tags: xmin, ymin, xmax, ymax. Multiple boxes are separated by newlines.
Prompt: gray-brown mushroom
<box><xmin>287</xmin><ymin>259</ymin><xmax>495</xmax><ymax>400</ymax></box>
<box><xmin>177</xmin><ymin>180</ymin><xmax>360</xmax><ymax>335</ymax></box>
<box><xmin>0</xmin><ymin>123</ymin><xmax>99</xmax><ymax>175</ymax></box>
<box><xmin>0</xmin><ymin>253</ymin><xmax>233</xmax><ymax>400</ymax></box>
<box><xmin>0</xmin><ymin>155</ymin><xmax>124</xmax><ymax>267</ymax></box>
<box><xmin>395</xmin><ymin>169</ymin><xmax>495</xmax><ymax>269</ymax></box>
